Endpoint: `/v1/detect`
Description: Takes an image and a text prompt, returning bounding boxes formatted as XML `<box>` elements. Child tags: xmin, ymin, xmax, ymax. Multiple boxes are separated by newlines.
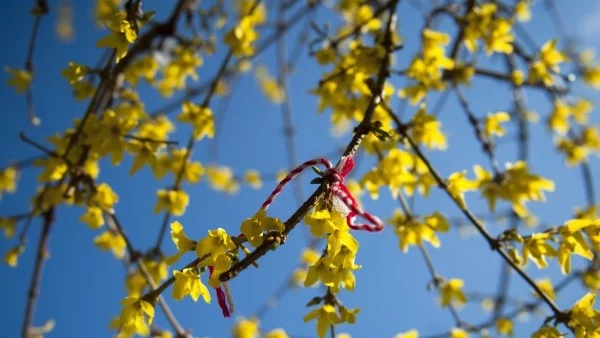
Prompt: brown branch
<box><xmin>277</xmin><ymin>0</ymin><xmax>304</xmax><ymax>208</ymax></box>
<box><xmin>21</xmin><ymin>207</ymin><xmax>54</xmax><ymax>338</ymax></box>
<box><xmin>23</xmin><ymin>0</ymin><xmax>48</xmax><ymax>126</ymax></box>
<box><xmin>453</xmin><ymin>86</ymin><xmax>501</xmax><ymax>175</ymax></box>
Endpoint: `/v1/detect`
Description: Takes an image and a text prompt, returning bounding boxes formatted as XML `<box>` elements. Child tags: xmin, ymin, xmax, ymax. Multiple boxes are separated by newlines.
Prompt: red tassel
<box><xmin>209</xmin><ymin>266</ymin><xmax>231</xmax><ymax>317</ymax></box>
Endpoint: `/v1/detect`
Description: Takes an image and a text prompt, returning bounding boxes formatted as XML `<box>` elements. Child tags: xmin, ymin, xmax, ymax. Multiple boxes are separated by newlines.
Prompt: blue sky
<box><xmin>0</xmin><ymin>1</ymin><xmax>599</xmax><ymax>337</ymax></box>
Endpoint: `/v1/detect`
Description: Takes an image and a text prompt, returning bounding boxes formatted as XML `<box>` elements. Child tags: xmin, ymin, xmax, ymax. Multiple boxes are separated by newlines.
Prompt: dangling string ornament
<box><xmin>260</xmin><ymin>155</ymin><xmax>384</xmax><ymax>232</ymax></box>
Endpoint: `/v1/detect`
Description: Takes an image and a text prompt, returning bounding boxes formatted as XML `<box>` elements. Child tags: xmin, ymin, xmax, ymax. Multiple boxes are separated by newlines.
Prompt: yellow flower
<box><xmin>389</xmin><ymin>209</ymin><xmax>450</xmax><ymax>252</ymax></box>
<box><xmin>231</xmin><ymin>317</ymin><xmax>260</xmax><ymax>338</ymax></box>
<box><xmin>522</xmin><ymin>233</ymin><xmax>557</xmax><ymax>268</ymax></box>
<box><xmin>240</xmin><ymin>209</ymin><xmax>284</xmax><ymax>247</ymax></box>
<box><xmin>531</xmin><ymin>326</ymin><xmax>562</xmax><ymax>338</ymax></box>
<box><xmin>440</xmin><ymin>278</ymin><xmax>467</xmax><ymax>307</ymax></box>
<box><xmin>224</xmin><ymin>17</ymin><xmax>259</xmax><ymax>57</ymax></box>
<box><xmin>557</xmin><ymin>226</ymin><xmax>593</xmax><ymax>274</ymax></box>
<box><xmin>178</xmin><ymin>102</ymin><xmax>215</xmax><ymax>140</ymax></box>
<box><xmin>534</xmin><ymin>278</ymin><xmax>556</xmax><ymax>300</ymax></box>
<box><xmin>79</xmin><ymin>206</ymin><xmax>104</xmax><ymax>229</ymax></box>
<box><xmin>410</xmin><ymin>104</ymin><xmax>447</xmax><ymax>150</ymax></box>
<box><xmin>195</xmin><ymin>228</ymin><xmax>236</xmax><ymax>266</ymax></box>
<box><xmin>118</xmin><ymin>297</ymin><xmax>154</xmax><ymax>333</ymax></box>
<box><xmin>528</xmin><ymin>39</ymin><xmax>568</xmax><ymax>86</ymax></box>
<box><xmin>495</xmin><ymin>317</ymin><xmax>513</xmax><ymax>337</ymax></box>
<box><xmin>91</xmin><ymin>183</ymin><xmax>119</xmax><ymax>211</ymax></box>
<box><xmin>450</xmin><ymin>328</ymin><xmax>469</xmax><ymax>338</ymax></box>
<box><xmin>125</xmin><ymin>272</ymin><xmax>146</xmax><ymax>298</ymax></box>
<box><xmin>515</xmin><ymin>1</ymin><xmax>531</xmax><ymax>22</ymax></box>
<box><xmin>0</xmin><ymin>218</ymin><xmax>16</xmax><ymax>238</ymax></box>
<box><xmin>154</xmin><ymin>189</ymin><xmax>189</xmax><ymax>216</ymax></box>
<box><xmin>511</xmin><ymin>70</ymin><xmax>524</xmax><ymax>86</ymax></box>
<box><xmin>353</xmin><ymin>4</ymin><xmax>381</xmax><ymax>32</ymax></box>
<box><xmin>395</xmin><ymin>330</ymin><xmax>419</xmax><ymax>338</ymax></box>
<box><xmin>303</xmin><ymin>304</ymin><xmax>340</xmax><ymax>338</ymax></box>
<box><xmin>97</xmin><ymin>12</ymin><xmax>138</xmax><ymax>62</ymax></box>
<box><xmin>567</xmin><ymin>293</ymin><xmax>599</xmax><ymax>336</ymax></box>
<box><xmin>61</xmin><ymin>62</ymin><xmax>89</xmax><ymax>84</ymax></box>
<box><xmin>5</xmin><ymin>67</ymin><xmax>32</xmax><ymax>94</ymax></box>
<box><xmin>0</xmin><ymin>166</ymin><xmax>18</xmax><ymax>198</ymax></box>
<box><xmin>302</xmin><ymin>248</ymin><xmax>321</xmax><ymax>266</ymax></box>
<box><xmin>582</xmin><ymin>269</ymin><xmax>600</xmax><ymax>291</ymax></box>
<box><xmin>4</xmin><ymin>245</ymin><xmax>24</xmax><ymax>267</ymax></box>
<box><xmin>206</xmin><ymin>165</ymin><xmax>239</xmax><ymax>194</ymax></box>
<box><xmin>170</xmin><ymin>221</ymin><xmax>196</xmax><ymax>252</ymax></box>
<box><xmin>94</xmin><ymin>231</ymin><xmax>127</xmax><ymax>258</ymax></box>
<box><xmin>265</xmin><ymin>329</ymin><xmax>289</xmax><ymax>338</ymax></box>
<box><xmin>172</xmin><ymin>268</ymin><xmax>211</xmax><ymax>303</ymax></box>
<box><xmin>244</xmin><ymin>169</ymin><xmax>263</xmax><ymax>189</ymax></box>
<box><xmin>483</xmin><ymin>19</ymin><xmax>514</xmax><ymax>55</ymax></box>
<box><xmin>304</xmin><ymin>208</ymin><xmax>340</xmax><ymax>238</ymax></box>
<box><xmin>255</xmin><ymin>65</ymin><xmax>285</xmax><ymax>104</ymax></box>
<box><xmin>447</xmin><ymin>171</ymin><xmax>477</xmax><ymax>209</ymax></box>
<box><xmin>484</xmin><ymin>112</ymin><xmax>510</xmax><ymax>139</ymax></box>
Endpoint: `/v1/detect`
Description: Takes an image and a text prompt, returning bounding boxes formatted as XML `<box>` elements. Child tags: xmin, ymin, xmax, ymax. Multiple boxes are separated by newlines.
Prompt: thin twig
<box><xmin>21</xmin><ymin>207</ymin><xmax>55</xmax><ymax>338</ymax></box>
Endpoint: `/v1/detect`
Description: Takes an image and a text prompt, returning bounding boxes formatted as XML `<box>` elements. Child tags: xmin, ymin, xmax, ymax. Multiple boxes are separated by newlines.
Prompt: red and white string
<box><xmin>260</xmin><ymin>155</ymin><xmax>384</xmax><ymax>232</ymax></box>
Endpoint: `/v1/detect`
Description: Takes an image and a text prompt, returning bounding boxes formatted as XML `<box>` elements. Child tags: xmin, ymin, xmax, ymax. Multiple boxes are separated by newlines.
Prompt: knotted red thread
<box><xmin>260</xmin><ymin>156</ymin><xmax>384</xmax><ymax>232</ymax></box>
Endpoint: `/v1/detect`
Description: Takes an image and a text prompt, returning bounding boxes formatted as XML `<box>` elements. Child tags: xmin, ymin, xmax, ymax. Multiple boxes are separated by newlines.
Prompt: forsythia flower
<box><xmin>410</xmin><ymin>104</ymin><xmax>447</xmax><ymax>150</ymax></box>
<box><xmin>400</xmin><ymin>29</ymin><xmax>454</xmax><ymax>104</ymax></box>
<box><xmin>172</xmin><ymin>268</ymin><xmax>211</xmax><ymax>303</ymax></box>
<box><xmin>303</xmin><ymin>304</ymin><xmax>340</xmax><ymax>338</ymax></box>
<box><xmin>206</xmin><ymin>165</ymin><xmax>239</xmax><ymax>194</ymax></box>
<box><xmin>557</xmin><ymin>225</ymin><xmax>593</xmax><ymax>274</ymax></box>
<box><xmin>118</xmin><ymin>297</ymin><xmax>154</xmax><ymax>334</ymax></box>
<box><xmin>528</xmin><ymin>39</ymin><xmax>568</xmax><ymax>86</ymax></box>
<box><xmin>154</xmin><ymin>189</ymin><xmax>189</xmax><ymax>216</ymax></box>
<box><xmin>495</xmin><ymin>317</ymin><xmax>514</xmax><ymax>337</ymax></box>
<box><xmin>167</xmin><ymin>221</ymin><xmax>196</xmax><ymax>264</ymax></box>
<box><xmin>4</xmin><ymin>245</ymin><xmax>24</xmax><ymax>267</ymax></box>
<box><xmin>396</xmin><ymin>330</ymin><xmax>419</xmax><ymax>338</ymax></box>
<box><xmin>447</xmin><ymin>171</ymin><xmax>477</xmax><ymax>209</ymax></box>
<box><xmin>231</xmin><ymin>317</ymin><xmax>260</xmax><ymax>338</ymax></box>
<box><xmin>567</xmin><ymin>292</ymin><xmax>600</xmax><ymax>336</ymax></box>
<box><xmin>91</xmin><ymin>183</ymin><xmax>119</xmax><ymax>211</ymax></box>
<box><xmin>531</xmin><ymin>326</ymin><xmax>562</xmax><ymax>338</ymax></box>
<box><xmin>96</xmin><ymin>12</ymin><xmax>137</xmax><ymax>62</ymax></box>
<box><xmin>94</xmin><ymin>231</ymin><xmax>127</xmax><ymax>258</ymax></box>
<box><xmin>388</xmin><ymin>209</ymin><xmax>450</xmax><ymax>252</ymax></box>
<box><xmin>240</xmin><ymin>209</ymin><xmax>284</xmax><ymax>247</ymax></box>
<box><xmin>224</xmin><ymin>17</ymin><xmax>259</xmax><ymax>57</ymax></box>
<box><xmin>0</xmin><ymin>218</ymin><xmax>16</xmax><ymax>238</ymax></box>
<box><xmin>255</xmin><ymin>65</ymin><xmax>285</xmax><ymax>104</ymax></box>
<box><xmin>195</xmin><ymin>228</ymin><xmax>236</xmax><ymax>266</ymax></box>
<box><xmin>79</xmin><ymin>206</ymin><xmax>105</xmax><ymax>229</ymax></box>
<box><xmin>484</xmin><ymin>112</ymin><xmax>510</xmax><ymax>139</ymax></box>
<box><xmin>5</xmin><ymin>67</ymin><xmax>32</xmax><ymax>94</ymax></box>
<box><xmin>515</xmin><ymin>1</ymin><xmax>532</xmax><ymax>22</ymax></box>
<box><xmin>450</xmin><ymin>328</ymin><xmax>469</xmax><ymax>338</ymax></box>
<box><xmin>61</xmin><ymin>62</ymin><xmax>89</xmax><ymax>84</ymax></box>
<box><xmin>534</xmin><ymin>278</ymin><xmax>556</xmax><ymax>300</ymax></box>
<box><xmin>474</xmin><ymin>162</ymin><xmax>554</xmax><ymax>217</ymax></box>
<box><xmin>264</xmin><ymin>328</ymin><xmax>289</xmax><ymax>338</ymax></box>
<box><xmin>439</xmin><ymin>278</ymin><xmax>467</xmax><ymax>307</ymax></box>
<box><xmin>0</xmin><ymin>166</ymin><xmax>18</xmax><ymax>198</ymax></box>
<box><xmin>178</xmin><ymin>102</ymin><xmax>215</xmax><ymax>140</ymax></box>
<box><xmin>244</xmin><ymin>169</ymin><xmax>263</xmax><ymax>189</ymax></box>
<box><xmin>522</xmin><ymin>233</ymin><xmax>557</xmax><ymax>268</ymax></box>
